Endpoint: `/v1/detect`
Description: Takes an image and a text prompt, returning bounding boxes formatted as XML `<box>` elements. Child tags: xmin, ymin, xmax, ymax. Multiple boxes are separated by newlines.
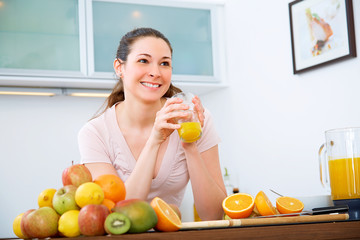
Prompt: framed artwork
<box><xmin>289</xmin><ymin>0</ymin><xmax>356</xmax><ymax>74</ymax></box>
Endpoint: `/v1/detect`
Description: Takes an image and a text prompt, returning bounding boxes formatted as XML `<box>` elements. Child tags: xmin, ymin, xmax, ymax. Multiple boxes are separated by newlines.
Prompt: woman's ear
<box><xmin>114</xmin><ymin>59</ymin><xmax>123</xmax><ymax>77</ymax></box>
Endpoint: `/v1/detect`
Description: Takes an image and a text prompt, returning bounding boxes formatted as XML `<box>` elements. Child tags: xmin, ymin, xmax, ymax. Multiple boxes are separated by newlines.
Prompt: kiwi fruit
<box><xmin>104</xmin><ymin>212</ymin><xmax>131</xmax><ymax>235</ymax></box>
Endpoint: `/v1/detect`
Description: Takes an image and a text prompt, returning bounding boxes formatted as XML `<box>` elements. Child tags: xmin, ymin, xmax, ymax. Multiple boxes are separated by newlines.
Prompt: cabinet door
<box><xmin>88</xmin><ymin>0</ymin><xmax>218</xmax><ymax>82</ymax></box>
<box><xmin>0</xmin><ymin>0</ymin><xmax>83</xmax><ymax>74</ymax></box>
<box><xmin>0</xmin><ymin>0</ymin><xmax>224</xmax><ymax>92</ymax></box>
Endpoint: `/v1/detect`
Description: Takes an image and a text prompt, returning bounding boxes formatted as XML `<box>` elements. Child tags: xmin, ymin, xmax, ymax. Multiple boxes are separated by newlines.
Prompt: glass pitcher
<box><xmin>319</xmin><ymin>127</ymin><xmax>360</xmax><ymax>219</ymax></box>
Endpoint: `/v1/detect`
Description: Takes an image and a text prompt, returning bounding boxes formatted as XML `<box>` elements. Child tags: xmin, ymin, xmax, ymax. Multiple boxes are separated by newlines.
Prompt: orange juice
<box><xmin>193</xmin><ymin>204</ymin><xmax>201</xmax><ymax>221</ymax></box>
<box><xmin>328</xmin><ymin>157</ymin><xmax>360</xmax><ymax>200</ymax></box>
<box><xmin>177</xmin><ymin>122</ymin><xmax>202</xmax><ymax>143</ymax></box>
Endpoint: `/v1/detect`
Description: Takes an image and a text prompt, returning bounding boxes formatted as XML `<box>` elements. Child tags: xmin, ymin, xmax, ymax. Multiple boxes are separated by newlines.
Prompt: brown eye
<box><xmin>161</xmin><ymin>61</ymin><xmax>170</xmax><ymax>66</ymax></box>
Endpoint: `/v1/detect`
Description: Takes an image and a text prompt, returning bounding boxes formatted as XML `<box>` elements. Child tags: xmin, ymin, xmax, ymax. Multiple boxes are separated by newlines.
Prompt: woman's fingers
<box><xmin>155</xmin><ymin>95</ymin><xmax>204</xmax><ymax>134</ymax></box>
<box><xmin>156</xmin><ymin>108</ymin><xmax>189</xmax><ymax>126</ymax></box>
<box><xmin>192</xmin><ymin>95</ymin><xmax>205</xmax><ymax>127</ymax></box>
<box><xmin>163</xmin><ymin>97</ymin><xmax>189</xmax><ymax>113</ymax></box>
<box><xmin>193</xmin><ymin>96</ymin><xmax>205</xmax><ymax>113</ymax></box>
<box><xmin>154</xmin><ymin>98</ymin><xmax>186</xmax><ymax>132</ymax></box>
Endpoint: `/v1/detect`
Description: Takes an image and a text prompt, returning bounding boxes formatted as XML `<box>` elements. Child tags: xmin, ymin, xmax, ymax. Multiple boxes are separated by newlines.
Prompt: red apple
<box><xmin>52</xmin><ymin>185</ymin><xmax>80</xmax><ymax>215</ymax></box>
<box><xmin>78</xmin><ymin>204</ymin><xmax>109</xmax><ymax>236</ymax></box>
<box><xmin>62</xmin><ymin>164</ymin><xmax>92</xmax><ymax>187</ymax></box>
<box><xmin>20</xmin><ymin>207</ymin><xmax>59</xmax><ymax>238</ymax></box>
<box><xmin>20</xmin><ymin>209</ymin><xmax>35</xmax><ymax>238</ymax></box>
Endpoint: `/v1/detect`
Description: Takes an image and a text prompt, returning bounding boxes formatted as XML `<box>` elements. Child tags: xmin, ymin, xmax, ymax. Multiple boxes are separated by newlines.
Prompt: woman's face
<box><xmin>118</xmin><ymin>36</ymin><xmax>172</xmax><ymax>103</ymax></box>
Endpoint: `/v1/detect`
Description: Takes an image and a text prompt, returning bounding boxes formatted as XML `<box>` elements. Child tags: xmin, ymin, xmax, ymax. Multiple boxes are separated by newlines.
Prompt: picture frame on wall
<box><xmin>289</xmin><ymin>0</ymin><xmax>356</xmax><ymax>74</ymax></box>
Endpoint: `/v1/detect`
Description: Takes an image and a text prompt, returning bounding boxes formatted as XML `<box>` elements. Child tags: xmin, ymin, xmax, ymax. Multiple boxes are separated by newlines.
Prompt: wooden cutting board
<box><xmin>181</xmin><ymin>213</ymin><xmax>349</xmax><ymax>230</ymax></box>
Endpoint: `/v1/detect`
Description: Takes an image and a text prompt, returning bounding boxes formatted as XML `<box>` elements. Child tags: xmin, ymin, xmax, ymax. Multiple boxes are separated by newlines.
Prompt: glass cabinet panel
<box><xmin>0</xmin><ymin>0</ymin><xmax>80</xmax><ymax>71</ymax></box>
<box><xmin>0</xmin><ymin>0</ymin><xmax>223</xmax><ymax>91</ymax></box>
<box><xmin>92</xmin><ymin>1</ymin><xmax>213</xmax><ymax>76</ymax></box>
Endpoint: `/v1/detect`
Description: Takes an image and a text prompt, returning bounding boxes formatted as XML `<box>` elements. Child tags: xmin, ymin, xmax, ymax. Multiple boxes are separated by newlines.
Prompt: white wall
<box><xmin>218</xmin><ymin>0</ymin><xmax>360</xmax><ymax>199</ymax></box>
<box><xmin>1</xmin><ymin>0</ymin><xmax>359</xmax><ymax>237</ymax></box>
<box><xmin>0</xmin><ymin>96</ymin><xmax>105</xmax><ymax>237</ymax></box>
<box><xmin>181</xmin><ymin>0</ymin><xmax>360</xmax><ymax>223</ymax></box>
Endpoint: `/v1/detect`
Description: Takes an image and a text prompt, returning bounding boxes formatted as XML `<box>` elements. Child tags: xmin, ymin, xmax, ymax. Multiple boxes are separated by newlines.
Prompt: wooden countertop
<box><xmin>17</xmin><ymin>220</ymin><xmax>357</xmax><ymax>240</ymax></box>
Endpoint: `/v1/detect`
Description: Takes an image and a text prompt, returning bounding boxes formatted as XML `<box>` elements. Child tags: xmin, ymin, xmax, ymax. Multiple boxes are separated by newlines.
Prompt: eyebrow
<box><xmin>137</xmin><ymin>53</ymin><xmax>171</xmax><ymax>60</ymax></box>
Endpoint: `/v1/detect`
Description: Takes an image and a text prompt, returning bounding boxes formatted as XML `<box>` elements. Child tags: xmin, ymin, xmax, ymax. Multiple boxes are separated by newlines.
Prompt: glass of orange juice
<box><xmin>319</xmin><ymin>127</ymin><xmax>360</xmax><ymax>220</ymax></box>
<box><xmin>172</xmin><ymin>92</ymin><xmax>202</xmax><ymax>143</ymax></box>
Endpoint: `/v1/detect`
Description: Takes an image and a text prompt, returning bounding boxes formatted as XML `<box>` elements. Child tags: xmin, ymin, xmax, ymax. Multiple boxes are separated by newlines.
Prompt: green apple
<box><xmin>53</xmin><ymin>185</ymin><xmax>80</xmax><ymax>215</ymax></box>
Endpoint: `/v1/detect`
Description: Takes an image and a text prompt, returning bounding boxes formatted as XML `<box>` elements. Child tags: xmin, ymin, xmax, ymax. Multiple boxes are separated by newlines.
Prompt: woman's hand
<box><xmin>192</xmin><ymin>95</ymin><xmax>205</xmax><ymax>128</ymax></box>
<box><xmin>149</xmin><ymin>97</ymin><xmax>189</xmax><ymax>144</ymax></box>
<box><xmin>181</xmin><ymin>95</ymin><xmax>205</xmax><ymax>149</ymax></box>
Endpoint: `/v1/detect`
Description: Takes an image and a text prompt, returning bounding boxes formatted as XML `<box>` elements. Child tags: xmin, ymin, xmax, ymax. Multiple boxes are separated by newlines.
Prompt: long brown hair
<box><xmin>93</xmin><ymin>28</ymin><xmax>182</xmax><ymax>118</ymax></box>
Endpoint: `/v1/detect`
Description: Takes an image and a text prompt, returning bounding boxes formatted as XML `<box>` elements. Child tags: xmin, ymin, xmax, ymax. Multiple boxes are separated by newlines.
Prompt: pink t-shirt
<box><xmin>78</xmin><ymin>103</ymin><xmax>220</xmax><ymax>206</ymax></box>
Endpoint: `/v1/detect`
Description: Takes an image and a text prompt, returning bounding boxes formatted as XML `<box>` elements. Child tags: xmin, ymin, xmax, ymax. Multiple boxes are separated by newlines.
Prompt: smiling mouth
<box><xmin>141</xmin><ymin>82</ymin><xmax>161</xmax><ymax>88</ymax></box>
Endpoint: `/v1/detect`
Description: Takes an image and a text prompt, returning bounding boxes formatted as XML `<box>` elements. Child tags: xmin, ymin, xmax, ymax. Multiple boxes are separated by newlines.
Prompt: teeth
<box><xmin>141</xmin><ymin>82</ymin><xmax>160</xmax><ymax>88</ymax></box>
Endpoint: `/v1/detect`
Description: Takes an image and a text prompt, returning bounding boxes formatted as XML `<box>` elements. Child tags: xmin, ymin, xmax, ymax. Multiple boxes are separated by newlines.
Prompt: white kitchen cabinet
<box><xmin>0</xmin><ymin>0</ymin><xmax>227</xmax><ymax>94</ymax></box>
<box><xmin>0</xmin><ymin>0</ymin><xmax>86</xmax><ymax>75</ymax></box>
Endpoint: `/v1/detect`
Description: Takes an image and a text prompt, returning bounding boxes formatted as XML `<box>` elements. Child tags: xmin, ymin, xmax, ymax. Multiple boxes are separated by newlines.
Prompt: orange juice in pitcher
<box><xmin>328</xmin><ymin>157</ymin><xmax>360</xmax><ymax>200</ymax></box>
<box><xmin>319</xmin><ymin>127</ymin><xmax>360</xmax><ymax>220</ymax></box>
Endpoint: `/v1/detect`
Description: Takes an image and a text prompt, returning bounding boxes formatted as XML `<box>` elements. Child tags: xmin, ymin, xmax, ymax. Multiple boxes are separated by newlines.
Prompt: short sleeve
<box><xmin>78</xmin><ymin>122</ymin><xmax>112</xmax><ymax>165</ymax></box>
<box><xmin>196</xmin><ymin>108</ymin><xmax>221</xmax><ymax>153</ymax></box>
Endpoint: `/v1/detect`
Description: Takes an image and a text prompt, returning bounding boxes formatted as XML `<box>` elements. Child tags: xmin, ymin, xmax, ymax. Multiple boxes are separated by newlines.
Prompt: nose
<box><xmin>149</xmin><ymin>64</ymin><xmax>160</xmax><ymax>78</ymax></box>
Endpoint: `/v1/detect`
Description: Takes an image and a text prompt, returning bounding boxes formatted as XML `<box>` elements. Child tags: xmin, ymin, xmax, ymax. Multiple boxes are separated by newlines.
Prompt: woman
<box><xmin>78</xmin><ymin>28</ymin><xmax>226</xmax><ymax>220</ymax></box>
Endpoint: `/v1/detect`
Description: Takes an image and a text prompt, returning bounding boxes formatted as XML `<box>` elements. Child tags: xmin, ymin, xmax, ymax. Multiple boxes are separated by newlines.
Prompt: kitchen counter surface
<box><xmin>6</xmin><ymin>219</ymin><xmax>359</xmax><ymax>240</ymax></box>
<box><xmin>89</xmin><ymin>220</ymin><xmax>360</xmax><ymax>240</ymax></box>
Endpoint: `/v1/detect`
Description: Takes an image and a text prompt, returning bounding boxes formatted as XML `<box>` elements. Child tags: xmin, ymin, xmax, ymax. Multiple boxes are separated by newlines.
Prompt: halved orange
<box><xmin>169</xmin><ymin>203</ymin><xmax>182</xmax><ymax>220</ymax></box>
<box><xmin>276</xmin><ymin>196</ymin><xmax>304</xmax><ymax>214</ymax></box>
<box><xmin>222</xmin><ymin>193</ymin><xmax>255</xmax><ymax>219</ymax></box>
<box><xmin>255</xmin><ymin>191</ymin><xmax>277</xmax><ymax>216</ymax></box>
<box><xmin>150</xmin><ymin>197</ymin><xmax>181</xmax><ymax>232</ymax></box>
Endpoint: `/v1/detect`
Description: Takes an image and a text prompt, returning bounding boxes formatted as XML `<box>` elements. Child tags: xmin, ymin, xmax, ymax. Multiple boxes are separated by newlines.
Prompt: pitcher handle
<box><xmin>318</xmin><ymin>143</ymin><xmax>330</xmax><ymax>191</ymax></box>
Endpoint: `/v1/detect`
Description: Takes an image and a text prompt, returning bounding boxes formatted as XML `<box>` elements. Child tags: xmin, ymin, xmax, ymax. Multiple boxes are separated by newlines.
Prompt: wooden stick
<box><xmin>181</xmin><ymin>214</ymin><xmax>349</xmax><ymax>230</ymax></box>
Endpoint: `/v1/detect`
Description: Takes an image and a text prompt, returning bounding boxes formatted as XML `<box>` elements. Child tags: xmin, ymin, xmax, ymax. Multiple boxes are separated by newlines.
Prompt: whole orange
<box><xmin>94</xmin><ymin>174</ymin><xmax>126</xmax><ymax>203</ymax></box>
<box><xmin>102</xmin><ymin>198</ymin><xmax>115</xmax><ymax>212</ymax></box>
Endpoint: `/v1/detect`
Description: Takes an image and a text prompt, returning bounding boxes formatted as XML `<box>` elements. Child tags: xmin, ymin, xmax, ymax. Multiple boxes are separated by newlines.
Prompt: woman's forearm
<box><xmin>184</xmin><ymin>145</ymin><xmax>226</xmax><ymax>220</ymax></box>
<box><xmin>124</xmin><ymin>138</ymin><xmax>161</xmax><ymax>200</ymax></box>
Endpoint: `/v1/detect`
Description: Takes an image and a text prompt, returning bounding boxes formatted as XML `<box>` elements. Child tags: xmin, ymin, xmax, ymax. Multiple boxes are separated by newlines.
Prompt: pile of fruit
<box><xmin>12</xmin><ymin>164</ymin><xmax>182</xmax><ymax>239</ymax></box>
<box><xmin>12</xmin><ymin>163</ymin><xmax>305</xmax><ymax>238</ymax></box>
<box><xmin>222</xmin><ymin>190</ymin><xmax>304</xmax><ymax>219</ymax></box>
